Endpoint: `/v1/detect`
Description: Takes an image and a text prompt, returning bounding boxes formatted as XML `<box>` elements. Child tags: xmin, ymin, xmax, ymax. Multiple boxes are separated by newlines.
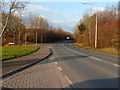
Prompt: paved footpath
<box><xmin>2</xmin><ymin>45</ymin><xmax>50</xmax><ymax>74</ymax></box>
<box><xmin>2</xmin><ymin>45</ymin><xmax>71</xmax><ymax>88</ymax></box>
<box><xmin>2</xmin><ymin>57</ymin><xmax>70</xmax><ymax>88</ymax></box>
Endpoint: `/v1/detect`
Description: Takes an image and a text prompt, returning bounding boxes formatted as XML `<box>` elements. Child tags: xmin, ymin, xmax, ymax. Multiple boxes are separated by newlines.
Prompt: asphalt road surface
<box><xmin>51</xmin><ymin>40</ymin><xmax>119</xmax><ymax>88</ymax></box>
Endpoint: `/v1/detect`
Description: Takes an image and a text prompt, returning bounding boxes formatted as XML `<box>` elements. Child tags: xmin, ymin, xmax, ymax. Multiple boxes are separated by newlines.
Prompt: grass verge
<box><xmin>71</xmin><ymin>43</ymin><xmax>119</xmax><ymax>55</ymax></box>
<box><xmin>2</xmin><ymin>46</ymin><xmax>39</xmax><ymax>60</ymax></box>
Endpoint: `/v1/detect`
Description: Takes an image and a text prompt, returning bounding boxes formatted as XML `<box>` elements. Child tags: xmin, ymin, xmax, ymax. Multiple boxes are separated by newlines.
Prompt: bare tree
<box><xmin>1</xmin><ymin>0</ymin><xmax>28</xmax><ymax>37</ymax></box>
<box><xmin>27</xmin><ymin>13</ymin><xmax>49</xmax><ymax>43</ymax></box>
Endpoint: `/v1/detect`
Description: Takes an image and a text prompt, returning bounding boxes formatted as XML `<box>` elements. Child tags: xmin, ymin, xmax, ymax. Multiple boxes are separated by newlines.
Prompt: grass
<box><xmin>2</xmin><ymin>46</ymin><xmax>39</xmax><ymax>60</ymax></box>
<box><xmin>71</xmin><ymin>43</ymin><xmax>120</xmax><ymax>55</ymax></box>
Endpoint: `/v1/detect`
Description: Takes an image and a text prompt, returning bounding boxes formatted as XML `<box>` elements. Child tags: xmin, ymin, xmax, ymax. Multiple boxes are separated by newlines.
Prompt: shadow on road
<box><xmin>39</xmin><ymin>54</ymin><xmax>89</xmax><ymax>65</ymax></box>
<box><xmin>55</xmin><ymin>55</ymin><xmax>88</xmax><ymax>61</ymax></box>
<box><xmin>65</xmin><ymin>77</ymin><xmax>119</xmax><ymax>89</ymax></box>
<box><xmin>54</xmin><ymin>40</ymin><xmax>74</xmax><ymax>44</ymax></box>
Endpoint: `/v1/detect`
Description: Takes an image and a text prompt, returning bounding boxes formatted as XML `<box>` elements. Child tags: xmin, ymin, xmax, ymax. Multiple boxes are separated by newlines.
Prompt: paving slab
<box><xmin>2</xmin><ymin>57</ymin><xmax>71</xmax><ymax>88</ymax></box>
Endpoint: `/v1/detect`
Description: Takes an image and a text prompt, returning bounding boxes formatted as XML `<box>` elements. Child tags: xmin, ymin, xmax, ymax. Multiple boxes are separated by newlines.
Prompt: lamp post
<box><xmin>83</xmin><ymin>3</ymin><xmax>98</xmax><ymax>48</ymax></box>
<box><xmin>95</xmin><ymin>14</ymin><xmax>97</xmax><ymax>48</ymax></box>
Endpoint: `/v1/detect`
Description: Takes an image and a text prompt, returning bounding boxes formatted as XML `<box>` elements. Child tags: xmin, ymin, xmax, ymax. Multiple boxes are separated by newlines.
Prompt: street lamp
<box><xmin>82</xmin><ymin>3</ymin><xmax>98</xmax><ymax>48</ymax></box>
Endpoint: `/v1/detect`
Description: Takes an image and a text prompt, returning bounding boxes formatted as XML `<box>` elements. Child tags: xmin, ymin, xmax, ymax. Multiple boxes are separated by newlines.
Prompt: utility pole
<box><xmin>19</xmin><ymin>31</ymin><xmax>21</xmax><ymax>46</ymax></box>
<box><xmin>13</xmin><ymin>35</ymin><xmax>15</xmax><ymax>44</ymax></box>
<box><xmin>36</xmin><ymin>31</ymin><xmax>37</xmax><ymax>45</ymax></box>
<box><xmin>25</xmin><ymin>33</ymin><xmax>27</xmax><ymax>45</ymax></box>
<box><xmin>41</xmin><ymin>36</ymin><xmax>43</xmax><ymax>43</ymax></box>
<box><xmin>82</xmin><ymin>3</ymin><xmax>98</xmax><ymax>48</ymax></box>
<box><xmin>45</xmin><ymin>30</ymin><xmax>47</xmax><ymax>43</ymax></box>
<box><xmin>95</xmin><ymin>14</ymin><xmax>98</xmax><ymax>48</ymax></box>
<box><xmin>73</xmin><ymin>34</ymin><xmax>76</xmax><ymax>41</ymax></box>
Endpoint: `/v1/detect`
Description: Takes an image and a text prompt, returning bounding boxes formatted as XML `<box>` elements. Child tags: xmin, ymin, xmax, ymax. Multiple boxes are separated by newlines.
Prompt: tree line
<box><xmin>74</xmin><ymin>5</ymin><xmax>119</xmax><ymax>50</ymax></box>
<box><xmin>1</xmin><ymin>0</ymin><xmax>73</xmax><ymax>46</ymax></box>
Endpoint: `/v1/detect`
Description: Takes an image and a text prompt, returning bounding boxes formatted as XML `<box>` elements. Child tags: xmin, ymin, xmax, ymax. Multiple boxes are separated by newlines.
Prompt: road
<box><xmin>51</xmin><ymin>40</ymin><xmax>119</xmax><ymax>88</ymax></box>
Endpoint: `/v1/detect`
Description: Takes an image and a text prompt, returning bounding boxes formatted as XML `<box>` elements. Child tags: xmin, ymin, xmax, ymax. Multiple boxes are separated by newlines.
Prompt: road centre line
<box><xmin>63</xmin><ymin>45</ymin><xmax>119</xmax><ymax>67</ymax></box>
<box><xmin>49</xmin><ymin>57</ymin><xmax>53</xmax><ymax>60</ymax></box>
<box><xmin>58</xmin><ymin>67</ymin><xmax>62</xmax><ymax>72</ymax></box>
<box><xmin>55</xmin><ymin>62</ymin><xmax>58</xmax><ymax>64</ymax></box>
<box><xmin>64</xmin><ymin>76</ymin><xmax>73</xmax><ymax>84</ymax></box>
<box><xmin>55</xmin><ymin>59</ymin><xmax>73</xmax><ymax>85</ymax></box>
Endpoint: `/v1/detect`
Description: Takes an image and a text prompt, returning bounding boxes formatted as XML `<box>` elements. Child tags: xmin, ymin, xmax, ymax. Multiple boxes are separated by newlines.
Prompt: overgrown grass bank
<box><xmin>2</xmin><ymin>46</ymin><xmax>39</xmax><ymax>60</ymax></box>
<box><xmin>71</xmin><ymin>43</ymin><xmax>119</xmax><ymax>55</ymax></box>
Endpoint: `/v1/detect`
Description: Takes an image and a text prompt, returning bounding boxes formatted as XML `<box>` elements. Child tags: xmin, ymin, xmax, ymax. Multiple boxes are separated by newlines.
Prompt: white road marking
<box><xmin>65</xmin><ymin>46</ymin><xmax>87</xmax><ymax>56</ymax></box>
<box><xmin>64</xmin><ymin>76</ymin><xmax>73</xmax><ymax>84</ymax></box>
<box><xmin>50</xmin><ymin>57</ymin><xmax>55</xmax><ymax>60</ymax></box>
<box><xmin>58</xmin><ymin>67</ymin><xmax>62</xmax><ymax>71</ymax></box>
<box><xmin>90</xmin><ymin>56</ymin><xmax>102</xmax><ymax>61</ymax></box>
<box><xmin>49</xmin><ymin>57</ymin><xmax>53</xmax><ymax>60</ymax></box>
<box><xmin>64</xmin><ymin>45</ymin><xmax>119</xmax><ymax>67</ymax></box>
<box><xmin>49</xmin><ymin>45</ymin><xmax>51</xmax><ymax>48</ymax></box>
<box><xmin>55</xmin><ymin>62</ymin><xmax>58</xmax><ymax>64</ymax></box>
<box><xmin>73</xmin><ymin>50</ymin><xmax>76</xmax><ymax>52</ymax></box>
<box><xmin>113</xmin><ymin>64</ymin><xmax>120</xmax><ymax>67</ymax></box>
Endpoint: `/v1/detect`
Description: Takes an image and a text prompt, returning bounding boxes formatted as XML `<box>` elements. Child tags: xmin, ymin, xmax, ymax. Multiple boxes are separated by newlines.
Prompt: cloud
<box><xmin>91</xmin><ymin>7</ymin><xmax>106</xmax><ymax>12</ymax></box>
<box><xmin>88</xmin><ymin>7</ymin><xmax>106</xmax><ymax>12</ymax></box>
<box><xmin>66</xmin><ymin>18</ymin><xmax>79</xmax><ymax>24</ymax></box>
<box><xmin>22</xmin><ymin>3</ymin><xmax>79</xmax><ymax>32</ymax></box>
<box><xmin>85</xmin><ymin>6</ymin><xmax>106</xmax><ymax>15</ymax></box>
<box><xmin>24</xmin><ymin>4</ymin><xmax>59</xmax><ymax>14</ymax></box>
<box><xmin>52</xmin><ymin>18</ymin><xmax>79</xmax><ymax>25</ymax></box>
<box><xmin>49</xmin><ymin>18</ymin><xmax>79</xmax><ymax>32</ymax></box>
<box><xmin>49</xmin><ymin>21</ymin><xmax>74</xmax><ymax>32</ymax></box>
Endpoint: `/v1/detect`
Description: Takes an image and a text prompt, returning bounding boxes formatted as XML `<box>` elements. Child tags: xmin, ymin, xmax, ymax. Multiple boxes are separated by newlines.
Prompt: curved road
<box><xmin>51</xmin><ymin>40</ymin><xmax>119</xmax><ymax>88</ymax></box>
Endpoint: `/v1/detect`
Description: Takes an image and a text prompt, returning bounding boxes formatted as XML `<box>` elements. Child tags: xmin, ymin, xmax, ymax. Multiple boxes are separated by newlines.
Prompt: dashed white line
<box><xmin>49</xmin><ymin>45</ymin><xmax>51</xmax><ymax>48</ymax></box>
<box><xmin>64</xmin><ymin>76</ymin><xmax>73</xmax><ymax>84</ymax></box>
<box><xmin>73</xmin><ymin>51</ymin><xmax>77</xmax><ymax>53</ymax></box>
<box><xmin>49</xmin><ymin>57</ymin><xmax>53</xmax><ymax>60</ymax></box>
<box><xmin>55</xmin><ymin>62</ymin><xmax>58</xmax><ymax>64</ymax></box>
<box><xmin>50</xmin><ymin>57</ymin><xmax>55</xmax><ymax>61</ymax></box>
<box><xmin>58</xmin><ymin>67</ymin><xmax>62</xmax><ymax>72</ymax></box>
<box><xmin>113</xmin><ymin>64</ymin><xmax>120</xmax><ymax>67</ymax></box>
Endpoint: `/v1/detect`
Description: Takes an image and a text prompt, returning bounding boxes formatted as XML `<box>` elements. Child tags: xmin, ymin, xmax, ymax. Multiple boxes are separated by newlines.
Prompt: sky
<box><xmin>22</xmin><ymin>1</ymin><xmax>118</xmax><ymax>33</ymax></box>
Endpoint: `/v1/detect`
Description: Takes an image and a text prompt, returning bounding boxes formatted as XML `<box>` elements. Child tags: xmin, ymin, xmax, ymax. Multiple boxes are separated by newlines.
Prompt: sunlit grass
<box><xmin>71</xmin><ymin>43</ymin><xmax>119</xmax><ymax>55</ymax></box>
<box><xmin>2</xmin><ymin>46</ymin><xmax>39</xmax><ymax>60</ymax></box>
